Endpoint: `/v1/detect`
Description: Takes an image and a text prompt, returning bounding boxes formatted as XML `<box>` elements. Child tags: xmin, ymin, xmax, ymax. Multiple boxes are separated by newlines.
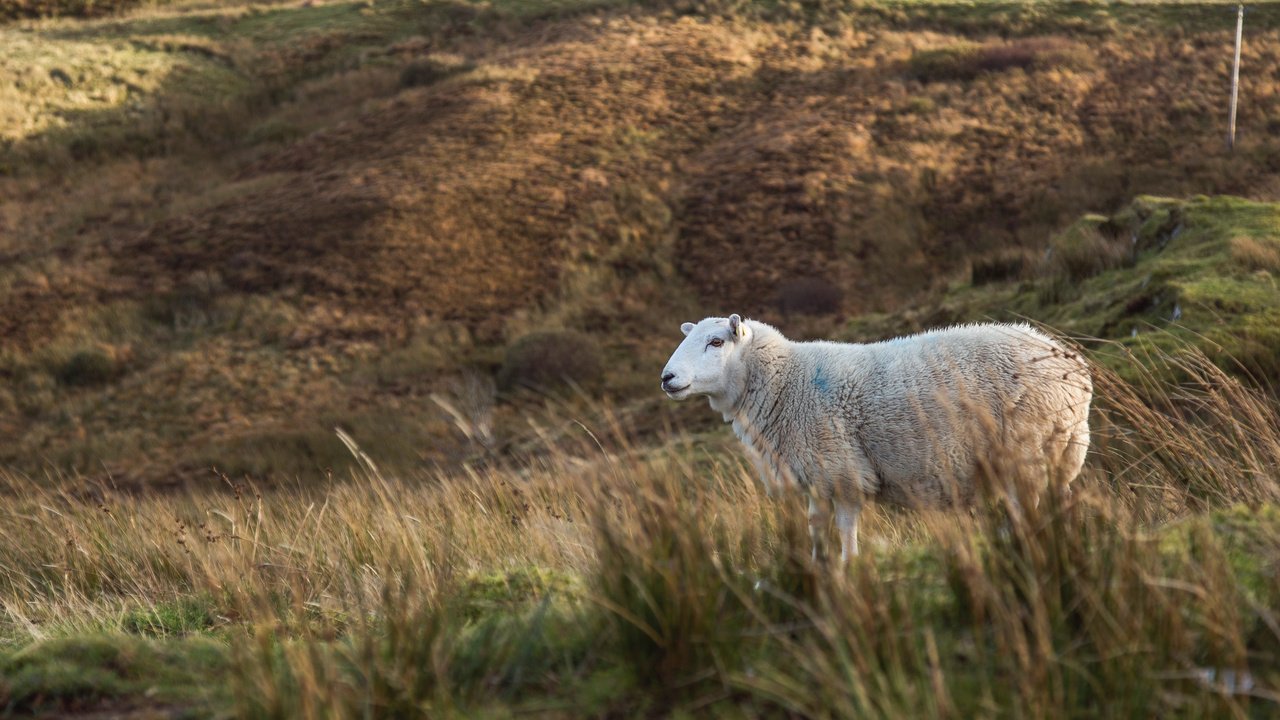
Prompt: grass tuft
<box><xmin>1231</xmin><ymin>235</ymin><xmax>1280</xmax><ymax>274</ymax></box>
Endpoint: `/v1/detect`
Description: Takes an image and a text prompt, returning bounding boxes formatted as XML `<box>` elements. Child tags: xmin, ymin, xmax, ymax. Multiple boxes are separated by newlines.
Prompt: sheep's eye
<box><xmin>709</xmin><ymin>338</ymin><xmax>724</xmax><ymax>348</ymax></box>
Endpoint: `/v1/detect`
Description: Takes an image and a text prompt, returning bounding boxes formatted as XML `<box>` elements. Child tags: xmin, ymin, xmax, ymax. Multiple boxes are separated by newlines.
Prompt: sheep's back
<box><xmin>845</xmin><ymin>324</ymin><xmax>1089</xmax><ymax>506</ymax></box>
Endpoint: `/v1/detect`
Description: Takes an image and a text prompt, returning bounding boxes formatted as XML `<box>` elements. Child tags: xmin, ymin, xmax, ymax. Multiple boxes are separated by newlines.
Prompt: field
<box><xmin>5</xmin><ymin>0</ymin><xmax>1280</xmax><ymax>716</ymax></box>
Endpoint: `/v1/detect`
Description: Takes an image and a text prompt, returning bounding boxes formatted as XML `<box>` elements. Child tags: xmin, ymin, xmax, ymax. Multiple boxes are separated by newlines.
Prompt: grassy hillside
<box><xmin>6</xmin><ymin>0</ymin><xmax>1280</xmax><ymax>482</ymax></box>
<box><xmin>842</xmin><ymin>195</ymin><xmax>1280</xmax><ymax>383</ymax></box>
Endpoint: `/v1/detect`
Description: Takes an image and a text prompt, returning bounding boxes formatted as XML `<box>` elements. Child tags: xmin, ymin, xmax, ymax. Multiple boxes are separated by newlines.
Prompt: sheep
<box><xmin>660</xmin><ymin>315</ymin><xmax>1092</xmax><ymax>562</ymax></box>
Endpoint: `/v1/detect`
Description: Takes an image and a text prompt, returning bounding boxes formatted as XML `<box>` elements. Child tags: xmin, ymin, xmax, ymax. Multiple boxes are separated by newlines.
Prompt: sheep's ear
<box><xmin>729</xmin><ymin>314</ymin><xmax>744</xmax><ymax>338</ymax></box>
<box><xmin>680</xmin><ymin>322</ymin><xmax>695</xmax><ymax>336</ymax></box>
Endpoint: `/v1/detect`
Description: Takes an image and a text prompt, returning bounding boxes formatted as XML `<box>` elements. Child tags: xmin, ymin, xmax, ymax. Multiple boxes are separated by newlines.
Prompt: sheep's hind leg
<box><xmin>835</xmin><ymin>499</ymin><xmax>862</xmax><ymax>562</ymax></box>
<box><xmin>808</xmin><ymin>495</ymin><xmax>830</xmax><ymax>562</ymax></box>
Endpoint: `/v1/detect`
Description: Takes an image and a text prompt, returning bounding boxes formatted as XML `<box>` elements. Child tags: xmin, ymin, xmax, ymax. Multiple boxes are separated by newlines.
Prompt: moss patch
<box><xmin>0</xmin><ymin>635</ymin><xmax>230</xmax><ymax>715</ymax></box>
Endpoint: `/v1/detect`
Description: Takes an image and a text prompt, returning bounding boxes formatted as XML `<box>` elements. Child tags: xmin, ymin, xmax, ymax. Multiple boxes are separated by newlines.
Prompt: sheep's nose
<box><xmin>662</xmin><ymin>372</ymin><xmax>675</xmax><ymax>383</ymax></box>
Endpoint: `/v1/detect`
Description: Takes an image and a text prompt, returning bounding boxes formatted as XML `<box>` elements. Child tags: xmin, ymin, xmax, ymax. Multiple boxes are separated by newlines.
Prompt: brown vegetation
<box><xmin>907</xmin><ymin>37</ymin><xmax>1092</xmax><ymax>82</ymax></box>
<box><xmin>5</xmin><ymin>1</ymin><xmax>1280</xmax><ymax>482</ymax></box>
<box><xmin>0</xmin><ymin>0</ymin><xmax>139</xmax><ymax>20</ymax></box>
<box><xmin>1231</xmin><ymin>235</ymin><xmax>1280</xmax><ymax>274</ymax></box>
<box><xmin>497</xmin><ymin>330</ymin><xmax>602</xmax><ymax>393</ymax></box>
<box><xmin>775</xmin><ymin>276</ymin><xmax>844</xmax><ymax>316</ymax></box>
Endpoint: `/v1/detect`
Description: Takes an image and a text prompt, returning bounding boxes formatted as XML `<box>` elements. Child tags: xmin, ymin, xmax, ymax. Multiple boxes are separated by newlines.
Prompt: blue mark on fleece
<box><xmin>812</xmin><ymin>366</ymin><xmax>831</xmax><ymax>394</ymax></box>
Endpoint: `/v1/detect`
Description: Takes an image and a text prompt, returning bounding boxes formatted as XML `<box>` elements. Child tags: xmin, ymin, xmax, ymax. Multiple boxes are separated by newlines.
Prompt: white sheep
<box><xmin>660</xmin><ymin>315</ymin><xmax>1092</xmax><ymax>561</ymax></box>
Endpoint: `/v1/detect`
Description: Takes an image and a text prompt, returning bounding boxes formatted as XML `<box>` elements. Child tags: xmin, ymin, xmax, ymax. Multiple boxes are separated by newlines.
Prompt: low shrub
<box><xmin>775</xmin><ymin>276</ymin><xmax>843</xmax><ymax>316</ymax></box>
<box><xmin>1</xmin><ymin>0</ymin><xmax>142</xmax><ymax>20</ymax></box>
<box><xmin>496</xmin><ymin>330</ymin><xmax>602</xmax><ymax>394</ymax></box>
<box><xmin>909</xmin><ymin>38</ymin><xmax>1091</xmax><ymax>83</ymax></box>
<box><xmin>54</xmin><ymin>347</ymin><xmax>123</xmax><ymax>387</ymax></box>
<box><xmin>245</xmin><ymin>119</ymin><xmax>303</xmax><ymax>147</ymax></box>
<box><xmin>970</xmin><ymin>250</ymin><xmax>1030</xmax><ymax>286</ymax></box>
<box><xmin>399</xmin><ymin>56</ymin><xmax>473</xmax><ymax>89</ymax></box>
<box><xmin>143</xmin><ymin>270</ymin><xmax>226</xmax><ymax>331</ymax></box>
<box><xmin>903</xmin><ymin>95</ymin><xmax>937</xmax><ymax>114</ymax></box>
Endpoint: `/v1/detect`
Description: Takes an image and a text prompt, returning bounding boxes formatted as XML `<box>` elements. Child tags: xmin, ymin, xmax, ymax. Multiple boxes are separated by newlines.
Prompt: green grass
<box><xmin>0</xmin><ymin>635</ymin><xmax>231</xmax><ymax>715</ymax></box>
<box><xmin>121</xmin><ymin>594</ymin><xmax>227</xmax><ymax>637</ymax></box>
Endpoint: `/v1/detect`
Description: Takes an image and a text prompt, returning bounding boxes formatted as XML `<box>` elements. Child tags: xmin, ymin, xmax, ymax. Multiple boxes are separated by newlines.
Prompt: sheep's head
<box><xmin>661</xmin><ymin>314</ymin><xmax>752</xmax><ymax>408</ymax></box>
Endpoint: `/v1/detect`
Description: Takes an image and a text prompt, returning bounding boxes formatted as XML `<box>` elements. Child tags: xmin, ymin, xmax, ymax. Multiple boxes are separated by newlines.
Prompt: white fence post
<box><xmin>1228</xmin><ymin>4</ymin><xmax>1244</xmax><ymax>151</ymax></box>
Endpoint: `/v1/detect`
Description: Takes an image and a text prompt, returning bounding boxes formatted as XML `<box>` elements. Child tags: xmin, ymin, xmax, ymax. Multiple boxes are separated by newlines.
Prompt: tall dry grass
<box><xmin>2</xmin><ymin>345</ymin><xmax>1280</xmax><ymax>716</ymax></box>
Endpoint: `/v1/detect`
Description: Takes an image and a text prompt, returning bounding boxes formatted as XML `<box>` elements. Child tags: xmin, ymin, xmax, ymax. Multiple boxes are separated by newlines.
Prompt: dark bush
<box><xmin>67</xmin><ymin>133</ymin><xmax>101</xmax><ymax>162</ymax></box>
<box><xmin>399</xmin><ymin>58</ymin><xmax>472</xmax><ymax>89</ymax></box>
<box><xmin>971</xmin><ymin>250</ymin><xmax>1030</xmax><ymax>286</ymax></box>
<box><xmin>775</xmin><ymin>277</ymin><xmax>843</xmax><ymax>316</ymax></box>
<box><xmin>143</xmin><ymin>271</ymin><xmax>225</xmax><ymax>331</ymax></box>
<box><xmin>55</xmin><ymin>348</ymin><xmax>121</xmax><ymax>387</ymax></box>
<box><xmin>497</xmin><ymin>331</ymin><xmax>602</xmax><ymax>394</ymax></box>
<box><xmin>2</xmin><ymin>0</ymin><xmax>141</xmax><ymax>20</ymax></box>
<box><xmin>246</xmin><ymin>119</ymin><xmax>303</xmax><ymax>147</ymax></box>
<box><xmin>908</xmin><ymin>38</ymin><xmax>1091</xmax><ymax>83</ymax></box>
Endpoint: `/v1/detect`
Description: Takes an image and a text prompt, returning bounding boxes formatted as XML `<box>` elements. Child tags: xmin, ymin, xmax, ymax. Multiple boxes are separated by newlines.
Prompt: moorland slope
<box><xmin>3</xmin><ymin>0</ymin><xmax>1280</xmax><ymax>482</ymax></box>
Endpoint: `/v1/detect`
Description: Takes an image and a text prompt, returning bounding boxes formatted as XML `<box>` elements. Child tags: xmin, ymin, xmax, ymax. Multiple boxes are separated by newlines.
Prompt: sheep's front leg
<box><xmin>808</xmin><ymin>495</ymin><xmax>829</xmax><ymax>562</ymax></box>
<box><xmin>835</xmin><ymin>499</ymin><xmax>862</xmax><ymax>562</ymax></box>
